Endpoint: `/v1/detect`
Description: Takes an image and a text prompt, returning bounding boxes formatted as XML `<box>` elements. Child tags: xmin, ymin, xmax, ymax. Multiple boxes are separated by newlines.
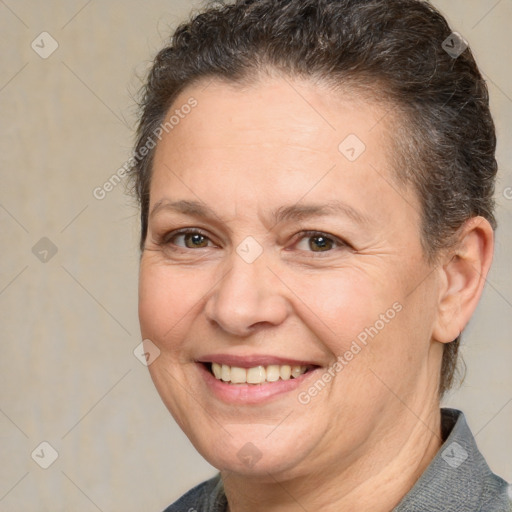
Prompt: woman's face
<box><xmin>138</xmin><ymin>77</ymin><xmax>444</xmax><ymax>478</ymax></box>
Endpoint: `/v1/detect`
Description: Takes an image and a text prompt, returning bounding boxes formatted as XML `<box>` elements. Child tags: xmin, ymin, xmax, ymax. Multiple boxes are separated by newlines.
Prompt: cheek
<box><xmin>138</xmin><ymin>261</ymin><xmax>207</xmax><ymax>348</ymax></box>
<box><xmin>287</xmin><ymin>268</ymin><xmax>385</xmax><ymax>353</ymax></box>
<box><xmin>288</xmin><ymin>265</ymin><xmax>424</xmax><ymax>395</ymax></box>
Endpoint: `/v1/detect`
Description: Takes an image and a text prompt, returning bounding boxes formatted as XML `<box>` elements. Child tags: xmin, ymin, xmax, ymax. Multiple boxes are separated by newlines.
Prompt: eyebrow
<box><xmin>272</xmin><ymin>201</ymin><xmax>370</xmax><ymax>226</ymax></box>
<box><xmin>149</xmin><ymin>199</ymin><xmax>370</xmax><ymax>226</ymax></box>
<box><xmin>150</xmin><ymin>199</ymin><xmax>219</xmax><ymax>220</ymax></box>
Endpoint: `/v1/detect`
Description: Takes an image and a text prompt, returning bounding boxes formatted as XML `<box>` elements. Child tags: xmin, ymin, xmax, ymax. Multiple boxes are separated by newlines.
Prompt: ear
<box><xmin>433</xmin><ymin>216</ymin><xmax>494</xmax><ymax>344</ymax></box>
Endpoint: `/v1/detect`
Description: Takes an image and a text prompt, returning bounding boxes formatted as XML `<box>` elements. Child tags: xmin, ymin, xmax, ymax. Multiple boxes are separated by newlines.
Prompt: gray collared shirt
<box><xmin>164</xmin><ymin>408</ymin><xmax>511</xmax><ymax>511</ymax></box>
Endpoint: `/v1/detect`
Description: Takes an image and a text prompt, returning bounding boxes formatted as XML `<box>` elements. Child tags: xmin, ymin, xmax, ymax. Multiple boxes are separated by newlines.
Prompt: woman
<box><xmin>129</xmin><ymin>0</ymin><xmax>511</xmax><ymax>510</ymax></box>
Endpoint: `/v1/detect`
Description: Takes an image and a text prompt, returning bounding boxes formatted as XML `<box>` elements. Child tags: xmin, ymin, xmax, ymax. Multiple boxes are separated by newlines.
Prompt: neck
<box><xmin>222</xmin><ymin>406</ymin><xmax>442</xmax><ymax>512</ymax></box>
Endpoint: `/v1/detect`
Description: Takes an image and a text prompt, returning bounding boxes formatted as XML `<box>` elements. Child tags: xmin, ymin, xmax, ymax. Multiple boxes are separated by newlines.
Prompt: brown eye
<box><xmin>167</xmin><ymin>230</ymin><xmax>213</xmax><ymax>249</ymax></box>
<box><xmin>183</xmin><ymin>233</ymin><xmax>209</xmax><ymax>248</ymax></box>
<box><xmin>294</xmin><ymin>231</ymin><xmax>346</xmax><ymax>254</ymax></box>
<box><xmin>308</xmin><ymin>235</ymin><xmax>334</xmax><ymax>252</ymax></box>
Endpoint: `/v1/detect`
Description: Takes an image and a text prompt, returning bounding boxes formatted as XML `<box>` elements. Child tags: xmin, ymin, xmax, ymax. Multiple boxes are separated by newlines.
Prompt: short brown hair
<box><xmin>129</xmin><ymin>0</ymin><xmax>497</xmax><ymax>396</ymax></box>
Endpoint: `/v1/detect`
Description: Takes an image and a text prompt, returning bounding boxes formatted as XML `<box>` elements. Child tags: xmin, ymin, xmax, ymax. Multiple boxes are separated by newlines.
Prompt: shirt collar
<box><xmin>393</xmin><ymin>408</ymin><xmax>509</xmax><ymax>511</ymax></box>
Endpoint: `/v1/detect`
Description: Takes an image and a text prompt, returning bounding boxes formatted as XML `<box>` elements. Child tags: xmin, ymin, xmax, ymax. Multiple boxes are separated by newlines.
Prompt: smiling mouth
<box><xmin>204</xmin><ymin>362</ymin><xmax>318</xmax><ymax>385</ymax></box>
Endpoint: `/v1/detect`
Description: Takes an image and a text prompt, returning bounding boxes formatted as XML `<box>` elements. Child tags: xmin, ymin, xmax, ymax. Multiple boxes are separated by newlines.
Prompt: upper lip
<box><xmin>197</xmin><ymin>354</ymin><xmax>321</xmax><ymax>368</ymax></box>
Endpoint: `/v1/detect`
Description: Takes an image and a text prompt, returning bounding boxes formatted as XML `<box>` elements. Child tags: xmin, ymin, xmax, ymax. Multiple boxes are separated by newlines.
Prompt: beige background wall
<box><xmin>0</xmin><ymin>1</ymin><xmax>510</xmax><ymax>510</ymax></box>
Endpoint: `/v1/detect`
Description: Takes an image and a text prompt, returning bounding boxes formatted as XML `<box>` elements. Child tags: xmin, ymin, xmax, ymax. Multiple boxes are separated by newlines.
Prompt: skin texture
<box><xmin>138</xmin><ymin>76</ymin><xmax>494</xmax><ymax>511</ymax></box>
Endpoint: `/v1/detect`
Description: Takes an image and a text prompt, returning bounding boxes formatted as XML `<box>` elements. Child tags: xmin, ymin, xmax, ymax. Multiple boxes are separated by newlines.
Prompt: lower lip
<box><xmin>198</xmin><ymin>363</ymin><xmax>320</xmax><ymax>405</ymax></box>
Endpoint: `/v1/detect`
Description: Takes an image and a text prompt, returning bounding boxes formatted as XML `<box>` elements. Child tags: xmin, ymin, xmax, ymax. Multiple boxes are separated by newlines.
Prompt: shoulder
<box><xmin>161</xmin><ymin>473</ymin><xmax>226</xmax><ymax>512</ymax></box>
<box><xmin>479</xmin><ymin>470</ymin><xmax>512</xmax><ymax>512</ymax></box>
<box><xmin>394</xmin><ymin>408</ymin><xmax>511</xmax><ymax>511</ymax></box>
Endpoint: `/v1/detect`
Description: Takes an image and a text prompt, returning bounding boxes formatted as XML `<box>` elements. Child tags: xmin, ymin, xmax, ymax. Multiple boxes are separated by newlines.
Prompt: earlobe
<box><xmin>432</xmin><ymin>217</ymin><xmax>494</xmax><ymax>344</ymax></box>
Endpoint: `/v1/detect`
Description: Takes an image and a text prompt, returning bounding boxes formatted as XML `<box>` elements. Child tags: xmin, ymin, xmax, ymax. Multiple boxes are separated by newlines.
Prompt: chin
<box><xmin>185</xmin><ymin>423</ymin><xmax>315</xmax><ymax>479</ymax></box>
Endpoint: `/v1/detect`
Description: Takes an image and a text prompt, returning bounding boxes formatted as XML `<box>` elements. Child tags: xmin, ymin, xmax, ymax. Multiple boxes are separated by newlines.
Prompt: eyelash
<box><xmin>162</xmin><ymin>228</ymin><xmax>215</xmax><ymax>249</ymax></box>
<box><xmin>161</xmin><ymin>228</ymin><xmax>348</xmax><ymax>255</ymax></box>
<box><xmin>293</xmin><ymin>230</ymin><xmax>348</xmax><ymax>253</ymax></box>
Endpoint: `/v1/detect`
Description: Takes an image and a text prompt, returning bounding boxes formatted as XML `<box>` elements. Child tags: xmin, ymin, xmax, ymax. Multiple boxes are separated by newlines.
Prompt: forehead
<box><xmin>157</xmin><ymin>77</ymin><xmax>384</xmax><ymax>164</ymax></box>
<box><xmin>150</xmin><ymin>76</ymin><xmax>420</xmax><ymax>230</ymax></box>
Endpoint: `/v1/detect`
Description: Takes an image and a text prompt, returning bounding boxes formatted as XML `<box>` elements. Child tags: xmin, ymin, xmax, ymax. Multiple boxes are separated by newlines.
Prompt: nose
<box><xmin>204</xmin><ymin>253</ymin><xmax>290</xmax><ymax>337</ymax></box>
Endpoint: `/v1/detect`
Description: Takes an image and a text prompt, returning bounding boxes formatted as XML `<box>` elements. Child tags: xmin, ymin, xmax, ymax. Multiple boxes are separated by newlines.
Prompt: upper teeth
<box><xmin>211</xmin><ymin>363</ymin><xmax>307</xmax><ymax>384</ymax></box>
